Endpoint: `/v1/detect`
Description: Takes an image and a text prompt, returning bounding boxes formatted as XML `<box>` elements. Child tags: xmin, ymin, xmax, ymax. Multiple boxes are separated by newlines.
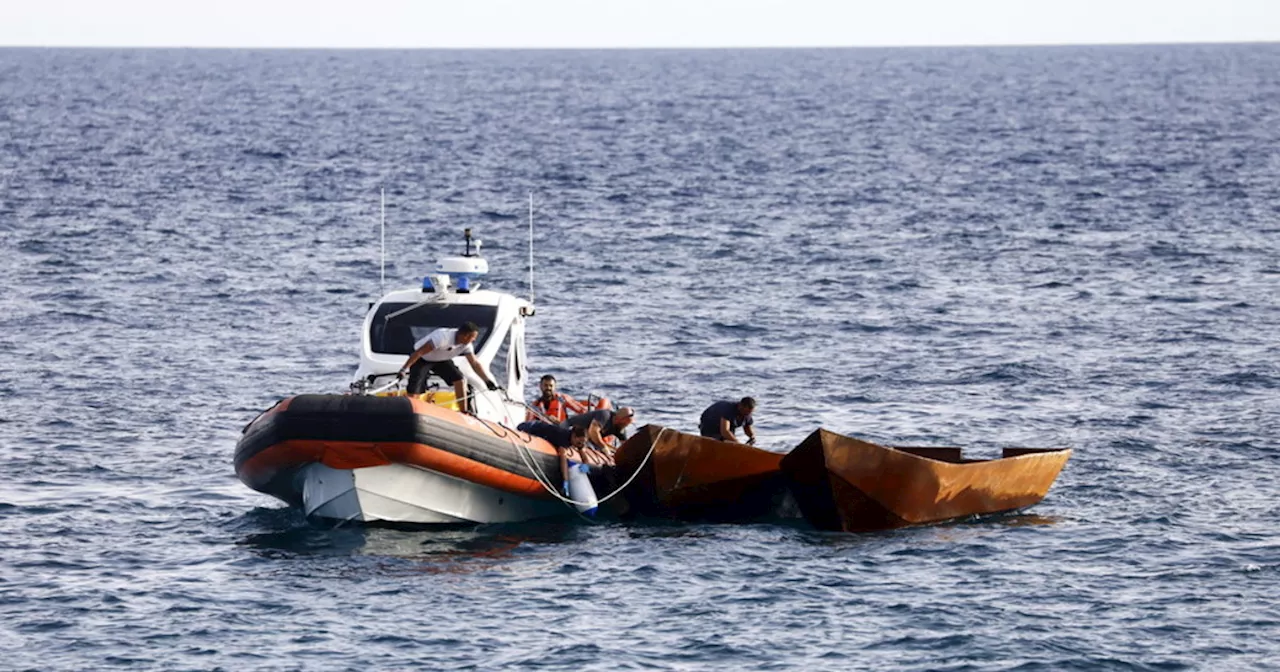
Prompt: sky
<box><xmin>2</xmin><ymin>0</ymin><xmax>1278</xmax><ymax>49</ymax></box>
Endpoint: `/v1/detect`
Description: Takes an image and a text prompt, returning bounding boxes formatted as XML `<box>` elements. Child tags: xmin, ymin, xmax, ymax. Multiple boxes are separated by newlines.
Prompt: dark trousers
<box><xmin>407</xmin><ymin>359</ymin><xmax>463</xmax><ymax>395</ymax></box>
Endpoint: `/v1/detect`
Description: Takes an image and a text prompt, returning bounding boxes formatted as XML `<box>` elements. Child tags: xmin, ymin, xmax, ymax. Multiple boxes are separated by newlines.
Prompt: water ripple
<box><xmin>1</xmin><ymin>44</ymin><xmax>1279</xmax><ymax>671</ymax></box>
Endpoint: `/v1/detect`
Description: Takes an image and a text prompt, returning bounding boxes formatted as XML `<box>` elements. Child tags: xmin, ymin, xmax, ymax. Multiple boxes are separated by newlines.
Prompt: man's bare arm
<box><xmin>401</xmin><ymin>341</ymin><xmax>437</xmax><ymax>373</ymax></box>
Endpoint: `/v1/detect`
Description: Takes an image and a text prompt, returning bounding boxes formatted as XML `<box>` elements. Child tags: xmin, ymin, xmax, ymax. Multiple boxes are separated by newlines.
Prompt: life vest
<box><xmin>528</xmin><ymin>392</ymin><xmax>612</xmax><ymax>423</ymax></box>
<box><xmin>530</xmin><ymin>392</ymin><xmax>578</xmax><ymax>423</ymax></box>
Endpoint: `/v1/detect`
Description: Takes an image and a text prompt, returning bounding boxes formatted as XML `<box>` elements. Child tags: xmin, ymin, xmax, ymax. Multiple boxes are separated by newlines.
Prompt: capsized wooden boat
<box><xmin>611</xmin><ymin>424</ymin><xmax>787</xmax><ymax>521</ymax></box>
<box><xmin>780</xmin><ymin>429</ymin><xmax>1071</xmax><ymax>532</ymax></box>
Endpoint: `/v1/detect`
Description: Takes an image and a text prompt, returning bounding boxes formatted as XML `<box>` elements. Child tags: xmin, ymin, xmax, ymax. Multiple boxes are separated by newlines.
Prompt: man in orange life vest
<box><xmin>528</xmin><ymin>374</ymin><xmax>588</xmax><ymax>423</ymax></box>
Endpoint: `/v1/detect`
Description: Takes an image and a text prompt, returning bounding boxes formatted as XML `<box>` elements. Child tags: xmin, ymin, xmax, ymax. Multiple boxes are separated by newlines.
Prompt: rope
<box><xmin>358</xmin><ymin>379</ymin><xmax>661</xmax><ymax>512</ymax></box>
<box><xmin>521</xmin><ymin>400</ymin><xmax>559</xmax><ymax>424</ymax></box>
<box><xmin>473</xmin><ymin>396</ymin><xmax>614</xmax><ymax>508</ymax></box>
<box><xmin>368</xmin><ymin>377</ymin><xmax>404</xmax><ymax>395</ymax></box>
<box><xmin>492</xmin><ymin>394</ymin><xmax>660</xmax><ymax>509</ymax></box>
<box><xmin>504</xmin><ymin>423</ymin><xmax>665</xmax><ymax>509</ymax></box>
<box><xmin>372</xmin><ymin>377</ymin><xmax>557</xmax><ymax>427</ymax></box>
<box><xmin>329</xmin><ymin>509</ymin><xmax>364</xmax><ymax>529</ymax></box>
<box><xmin>465</xmin><ymin>394</ymin><xmax>665</xmax><ymax>509</ymax></box>
<box><xmin>368</xmin><ymin>375</ymin><xmax>489</xmax><ymax>415</ymax></box>
<box><xmin>462</xmin><ymin>404</ymin><xmax>581</xmax><ymax>500</ymax></box>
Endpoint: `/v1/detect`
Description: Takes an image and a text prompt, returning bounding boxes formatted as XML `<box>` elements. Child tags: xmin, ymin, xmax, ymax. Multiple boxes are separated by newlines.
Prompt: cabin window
<box><xmin>369</xmin><ymin>303</ymin><xmax>499</xmax><ymax>355</ymax></box>
<box><xmin>491</xmin><ymin>334</ymin><xmax>511</xmax><ymax>387</ymax></box>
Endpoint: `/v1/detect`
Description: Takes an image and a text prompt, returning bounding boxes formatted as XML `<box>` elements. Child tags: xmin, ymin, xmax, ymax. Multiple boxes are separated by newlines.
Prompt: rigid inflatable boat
<box><xmin>235</xmin><ymin>393</ymin><xmax>572</xmax><ymax>524</ymax></box>
<box><xmin>234</xmin><ymin>228</ymin><xmax>600</xmax><ymax>524</ymax></box>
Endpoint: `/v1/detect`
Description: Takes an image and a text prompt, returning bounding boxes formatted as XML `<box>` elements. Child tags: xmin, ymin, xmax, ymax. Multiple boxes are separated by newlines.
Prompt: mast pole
<box><xmin>528</xmin><ymin>193</ymin><xmax>534</xmax><ymax>303</ymax></box>
<box><xmin>380</xmin><ymin>188</ymin><xmax>386</xmax><ymax>295</ymax></box>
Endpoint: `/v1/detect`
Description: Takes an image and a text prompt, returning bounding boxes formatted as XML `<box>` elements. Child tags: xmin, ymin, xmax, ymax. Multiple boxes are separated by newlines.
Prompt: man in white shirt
<box><xmin>399</xmin><ymin>321</ymin><xmax>500</xmax><ymax>412</ymax></box>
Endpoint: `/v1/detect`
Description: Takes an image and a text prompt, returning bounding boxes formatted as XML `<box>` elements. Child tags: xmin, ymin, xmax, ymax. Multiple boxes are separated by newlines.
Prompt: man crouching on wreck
<box><xmin>699</xmin><ymin>397</ymin><xmax>757</xmax><ymax>444</ymax></box>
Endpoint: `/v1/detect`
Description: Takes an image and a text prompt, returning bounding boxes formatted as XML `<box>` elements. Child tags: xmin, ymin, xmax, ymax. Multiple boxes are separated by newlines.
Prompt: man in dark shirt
<box><xmin>517</xmin><ymin>422</ymin><xmax>593</xmax><ymax>482</ymax></box>
<box><xmin>517</xmin><ymin>420</ymin><xmax>578</xmax><ymax>450</ymax></box>
<box><xmin>564</xmin><ymin>406</ymin><xmax>635</xmax><ymax>461</ymax></box>
<box><xmin>699</xmin><ymin>397</ymin><xmax>757</xmax><ymax>444</ymax></box>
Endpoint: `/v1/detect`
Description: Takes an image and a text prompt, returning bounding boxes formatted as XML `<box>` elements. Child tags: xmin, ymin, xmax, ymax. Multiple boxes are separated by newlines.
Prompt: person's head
<box><xmin>569</xmin><ymin>425</ymin><xmax>588</xmax><ymax>449</ymax></box>
<box><xmin>737</xmin><ymin>397</ymin><xmax>756</xmax><ymax>419</ymax></box>
<box><xmin>614</xmin><ymin>407</ymin><xmax>636</xmax><ymax>430</ymax></box>
<box><xmin>539</xmin><ymin>374</ymin><xmax>557</xmax><ymax>397</ymax></box>
<box><xmin>456</xmin><ymin>321</ymin><xmax>481</xmax><ymax>345</ymax></box>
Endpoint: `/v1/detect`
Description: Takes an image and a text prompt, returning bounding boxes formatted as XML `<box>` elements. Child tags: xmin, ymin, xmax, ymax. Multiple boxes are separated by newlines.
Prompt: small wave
<box><xmin>242</xmin><ymin>148</ymin><xmax>288</xmax><ymax>160</ymax></box>
<box><xmin>1144</xmin><ymin>294</ymin><xmax>1200</xmax><ymax>304</ymax></box>
<box><xmin>710</xmin><ymin>321</ymin><xmax>768</xmax><ymax>334</ymax></box>
<box><xmin>48</xmin><ymin>311</ymin><xmax>115</xmax><ymax>323</ymax></box>
<box><xmin>956</xmin><ymin>361</ymin><xmax>1062</xmax><ymax>385</ymax></box>
<box><xmin>538</xmin><ymin>170</ymin><xmax>587</xmax><ymax>184</ymax></box>
<box><xmin>1148</xmin><ymin>242</ymin><xmax>1211</xmax><ymax>259</ymax></box>
<box><xmin>1208</xmin><ymin>372</ymin><xmax>1278</xmax><ymax>389</ymax></box>
<box><xmin>642</xmin><ymin>232</ymin><xmax>711</xmax><ymax>244</ymax></box>
<box><xmin>884</xmin><ymin>279</ymin><xmax>924</xmax><ymax>291</ymax></box>
<box><xmin>839</xmin><ymin>320</ymin><xmax>893</xmax><ymax>333</ymax></box>
<box><xmin>1007</xmin><ymin>151</ymin><xmax>1048</xmax><ymax>165</ymax></box>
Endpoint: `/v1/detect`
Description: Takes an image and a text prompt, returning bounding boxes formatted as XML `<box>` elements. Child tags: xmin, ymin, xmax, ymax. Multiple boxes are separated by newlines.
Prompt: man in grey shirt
<box><xmin>564</xmin><ymin>407</ymin><xmax>635</xmax><ymax>462</ymax></box>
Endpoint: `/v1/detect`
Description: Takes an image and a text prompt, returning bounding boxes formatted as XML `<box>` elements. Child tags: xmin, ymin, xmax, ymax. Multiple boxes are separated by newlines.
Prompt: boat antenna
<box><xmin>379</xmin><ymin>187</ymin><xmax>386</xmax><ymax>296</ymax></box>
<box><xmin>528</xmin><ymin>192</ymin><xmax>535</xmax><ymax>303</ymax></box>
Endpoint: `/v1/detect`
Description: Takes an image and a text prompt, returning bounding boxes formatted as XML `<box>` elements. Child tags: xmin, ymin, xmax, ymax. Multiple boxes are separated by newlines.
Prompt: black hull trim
<box><xmin>234</xmin><ymin>394</ymin><xmax>561</xmax><ymax>483</ymax></box>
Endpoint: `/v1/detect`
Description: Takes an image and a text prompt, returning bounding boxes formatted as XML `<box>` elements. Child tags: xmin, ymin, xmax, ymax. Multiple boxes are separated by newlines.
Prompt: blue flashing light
<box><xmin>455</xmin><ymin>275</ymin><xmax>471</xmax><ymax>292</ymax></box>
<box><xmin>422</xmin><ymin>276</ymin><xmax>435</xmax><ymax>292</ymax></box>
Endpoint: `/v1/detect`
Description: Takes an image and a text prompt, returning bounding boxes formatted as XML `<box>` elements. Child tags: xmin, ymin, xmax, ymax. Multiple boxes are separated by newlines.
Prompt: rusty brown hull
<box><xmin>613</xmin><ymin>424</ymin><xmax>787</xmax><ymax>521</ymax></box>
<box><xmin>780</xmin><ymin>429</ymin><xmax>1071</xmax><ymax>532</ymax></box>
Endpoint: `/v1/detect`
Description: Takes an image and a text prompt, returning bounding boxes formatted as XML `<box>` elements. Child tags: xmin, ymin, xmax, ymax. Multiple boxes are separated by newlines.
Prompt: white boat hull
<box><xmin>299</xmin><ymin>462</ymin><xmax>568</xmax><ymax>524</ymax></box>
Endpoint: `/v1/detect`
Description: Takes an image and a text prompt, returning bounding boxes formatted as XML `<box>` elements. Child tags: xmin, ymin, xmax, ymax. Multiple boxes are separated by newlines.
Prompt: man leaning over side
<box><xmin>699</xmin><ymin>397</ymin><xmax>756</xmax><ymax>444</ymax></box>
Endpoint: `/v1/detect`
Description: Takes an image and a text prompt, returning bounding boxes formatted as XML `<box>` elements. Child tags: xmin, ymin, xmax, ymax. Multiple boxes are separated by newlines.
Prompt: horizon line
<box><xmin>2</xmin><ymin>39</ymin><xmax>1278</xmax><ymax>50</ymax></box>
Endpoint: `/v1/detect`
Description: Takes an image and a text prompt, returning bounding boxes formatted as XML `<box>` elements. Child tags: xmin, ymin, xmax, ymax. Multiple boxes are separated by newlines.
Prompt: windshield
<box><xmin>369</xmin><ymin>302</ymin><xmax>500</xmax><ymax>355</ymax></box>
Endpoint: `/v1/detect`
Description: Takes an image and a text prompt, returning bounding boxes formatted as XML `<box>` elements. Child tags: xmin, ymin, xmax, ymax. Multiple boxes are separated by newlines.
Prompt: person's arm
<box><xmin>464</xmin><ymin>352</ymin><xmax>498</xmax><ymax>389</ymax></box>
<box><xmin>599</xmin><ymin>432</ymin><xmax>618</xmax><ymax>457</ymax></box>
<box><xmin>719</xmin><ymin>418</ymin><xmax>739</xmax><ymax>442</ymax></box>
<box><xmin>563</xmin><ymin>394</ymin><xmax>589</xmax><ymax>415</ymax></box>
<box><xmin>400</xmin><ymin>341</ymin><xmax>436</xmax><ymax>374</ymax></box>
<box><xmin>587</xmin><ymin>421</ymin><xmax>609</xmax><ymax>451</ymax></box>
<box><xmin>745</xmin><ymin>423</ymin><xmax>757</xmax><ymax>445</ymax></box>
<box><xmin>558</xmin><ymin>447</ymin><xmax>571</xmax><ymax>494</ymax></box>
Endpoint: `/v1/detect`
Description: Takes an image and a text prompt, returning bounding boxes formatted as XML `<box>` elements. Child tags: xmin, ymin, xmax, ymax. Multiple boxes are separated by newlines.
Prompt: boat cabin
<box><xmin>352</xmin><ymin>230</ymin><xmax>532</xmax><ymax>426</ymax></box>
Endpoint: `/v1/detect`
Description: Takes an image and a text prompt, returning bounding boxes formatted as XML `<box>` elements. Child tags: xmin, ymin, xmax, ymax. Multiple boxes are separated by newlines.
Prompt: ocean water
<box><xmin>1</xmin><ymin>45</ymin><xmax>1278</xmax><ymax>670</ymax></box>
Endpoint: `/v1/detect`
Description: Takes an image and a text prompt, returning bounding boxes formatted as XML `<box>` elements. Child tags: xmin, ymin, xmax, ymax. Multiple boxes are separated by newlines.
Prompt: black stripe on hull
<box><xmin>235</xmin><ymin>394</ymin><xmax>562</xmax><ymax>485</ymax></box>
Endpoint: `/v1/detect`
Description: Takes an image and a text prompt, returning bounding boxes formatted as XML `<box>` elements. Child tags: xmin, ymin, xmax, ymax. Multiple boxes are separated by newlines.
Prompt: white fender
<box><xmin>566</xmin><ymin>461</ymin><xmax>598</xmax><ymax>516</ymax></box>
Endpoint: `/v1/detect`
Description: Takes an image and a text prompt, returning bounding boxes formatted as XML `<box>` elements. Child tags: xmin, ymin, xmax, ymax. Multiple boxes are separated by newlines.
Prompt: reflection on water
<box><xmin>237</xmin><ymin>511</ymin><xmax>587</xmax><ymax>573</ymax></box>
<box><xmin>992</xmin><ymin>512</ymin><xmax>1063</xmax><ymax>528</ymax></box>
<box><xmin>789</xmin><ymin>510</ymin><xmax>1066</xmax><ymax>548</ymax></box>
<box><xmin>235</xmin><ymin>506</ymin><xmax>1063</xmax><ymax>565</ymax></box>
<box><xmin>360</xmin><ymin>522</ymin><xmax>583</xmax><ymax>564</ymax></box>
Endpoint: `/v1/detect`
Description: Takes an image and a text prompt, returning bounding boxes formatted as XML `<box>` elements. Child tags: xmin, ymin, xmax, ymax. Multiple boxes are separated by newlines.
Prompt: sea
<box><xmin>1</xmin><ymin>45</ymin><xmax>1278</xmax><ymax>670</ymax></box>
